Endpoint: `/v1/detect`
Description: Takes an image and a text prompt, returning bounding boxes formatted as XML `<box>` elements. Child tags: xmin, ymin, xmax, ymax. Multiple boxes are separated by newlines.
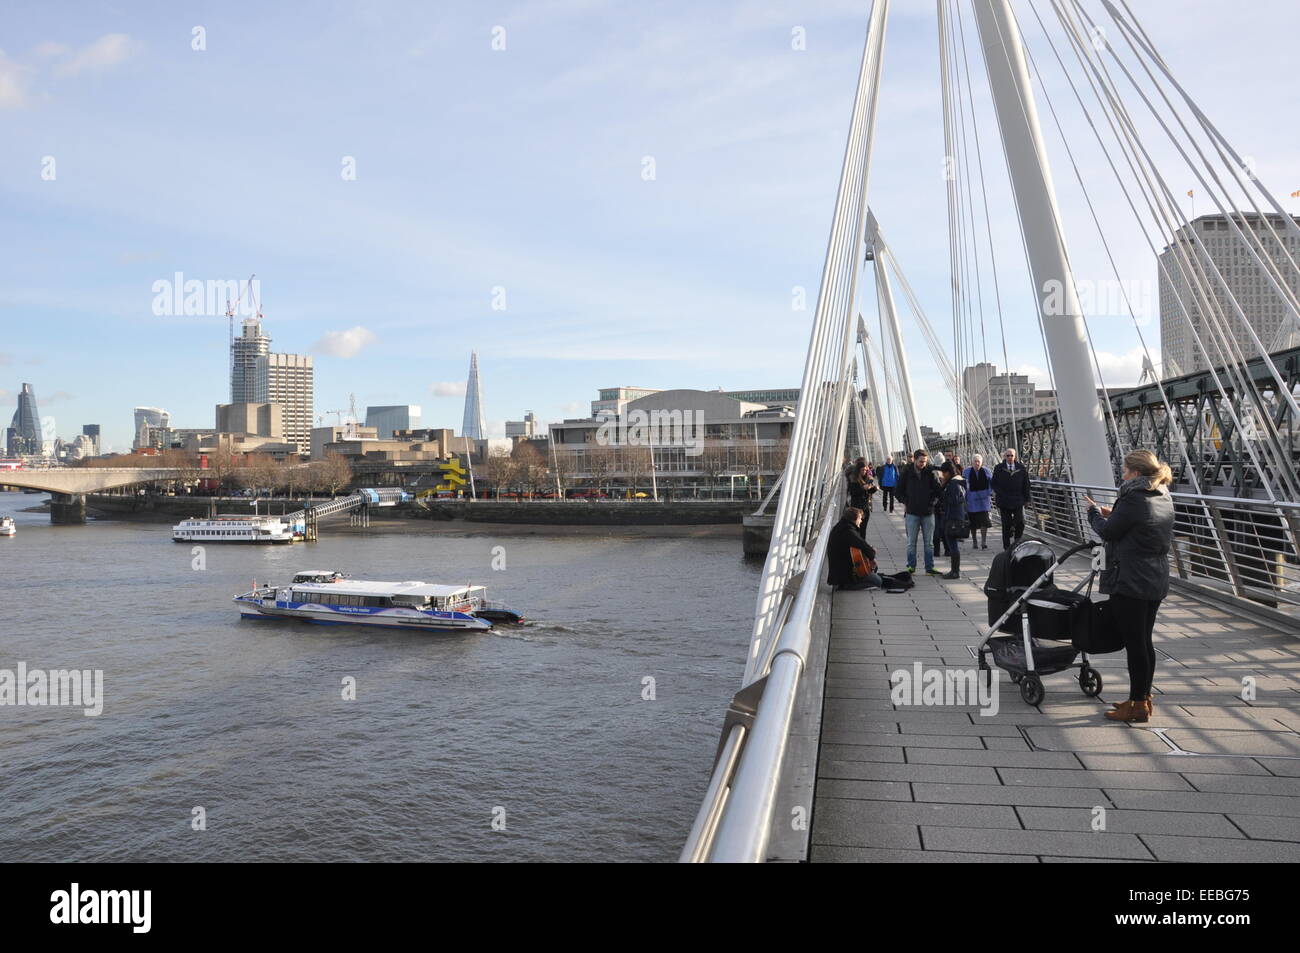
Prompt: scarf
<box><xmin>967</xmin><ymin>466</ymin><xmax>990</xmax><ymax>492</ymax></box>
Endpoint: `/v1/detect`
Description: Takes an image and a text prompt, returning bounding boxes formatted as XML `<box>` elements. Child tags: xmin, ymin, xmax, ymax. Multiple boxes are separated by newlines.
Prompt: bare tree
<box><xmin>697</xmin><ymin>448</ymin><xmax>729</xmax><ymax>500</ymax></box>
<box><xmin>316</xmin><ymin>453</ymin><xmax>354</xmax><ymax>497</ymax></box>
<box><xmin>482</xmin><ymin>447</ymin><xmax>514</xmax><ymax>499</ymax></box>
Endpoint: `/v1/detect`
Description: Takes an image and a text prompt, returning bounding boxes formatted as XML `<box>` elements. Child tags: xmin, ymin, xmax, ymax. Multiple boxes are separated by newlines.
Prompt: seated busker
<box><xmin>826</xmin><ymin>506</ymin><xmax>883</xmax><ymax>591</ymax></box>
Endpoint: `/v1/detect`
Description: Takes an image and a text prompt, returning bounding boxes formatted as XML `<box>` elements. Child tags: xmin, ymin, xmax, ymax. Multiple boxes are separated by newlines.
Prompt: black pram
<box><xmin>977</xmin><ymin>539</ymin><xmax>1115</xmax><ymax>705</ymax></box>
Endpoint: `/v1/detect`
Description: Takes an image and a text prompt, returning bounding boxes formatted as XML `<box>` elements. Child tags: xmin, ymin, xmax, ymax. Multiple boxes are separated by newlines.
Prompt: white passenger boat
<box><xmin>233</xmin><ymin>570</ymin><xmax>526</xmax><ymax>632</ymax></box>
<box><xmin>0</xmin><ymin>516</ymin><xmax>15</xmax><ymax>536</ymax></box>
<box><xmin>173</xmin><ymin>515</ymin><xmax>294</xmax><ymax>544</ymax></box>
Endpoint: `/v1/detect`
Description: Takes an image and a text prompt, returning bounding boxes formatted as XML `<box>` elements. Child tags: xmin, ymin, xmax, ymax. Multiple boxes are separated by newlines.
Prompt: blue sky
<box><xmin>2</xmin><ymin>0</ymin><xmax>1298</xmax><ymax>451</ymax></box>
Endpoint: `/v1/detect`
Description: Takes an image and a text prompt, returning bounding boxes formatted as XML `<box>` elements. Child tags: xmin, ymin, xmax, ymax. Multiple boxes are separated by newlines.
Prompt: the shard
<box><xmin>461</xmin><ymin>352</ymin><xmax>486</xmax><ymax>440</ymax></box>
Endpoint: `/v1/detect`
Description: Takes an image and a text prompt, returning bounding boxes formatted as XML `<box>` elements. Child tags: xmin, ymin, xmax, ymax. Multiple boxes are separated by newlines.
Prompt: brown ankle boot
<box><xmin>1105</xmin><ymin>699</ymin><xmax>1149</xmax><ymax>723</ymax></box>
<box><xmin>1113</xmin><ymin>693</ymin><xmax>1153</xmax><ymax>711</ymax></box>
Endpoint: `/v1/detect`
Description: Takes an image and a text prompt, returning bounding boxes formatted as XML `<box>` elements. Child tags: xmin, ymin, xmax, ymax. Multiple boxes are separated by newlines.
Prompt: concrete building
<box><xmin>259</xmin><ymin>353</ymin><xmax>313</xmax><ymax>454</ymax></box>
<box><xmin>960</xmin><ymin>365</ymin><xmax>1036</xmax><ymax>428</ymax></box>
<box><xmin>366</xmin><ymin>405</ymin><xmax>422</xmax><ymax>438</ymax></box>
<box><xmin>591</xmin><ymin>386</ymin><xmax>660</xmax><ymax>417</ymax></box>
<box><xmin>230</xmin><ymin>317</ymin><xmax>271</xmax><ymax>403</ymax></box>
<box><xmin>82</xmin><ymin>424</ymin><xmax>101</xmax><ymax>456</ymax></box>
<box><xmin>1159</xmin><ymin>212</ymin><xmax>1300</xmax><ymax>377</ymax></box>
<box><xmin>549</xmin><ymin>389</ymin><xmax>793</xmax><ymax>496</ymax></box>
<box><xmin>722</xmin><ymin>388</ymin><xmax>801</xmax><ymax>409</ymax></box>
<box><xmin>216</xmin><ymin>402</ymin><xmax>283</xmax><ymax>438</ymax></box>
<box><xmin>133</xmin><ymin>407</ymin><xmax>171</xmax><ymax>450</ymax></box>
<box><xmin>311</xmin><ymin>424</ymin><xmax>379</xmax><ymax>459</ymax></box>
<box><xmin>506</xmin><ymin>412</ymin><xmax>538</xmax><ymax>440</ymax></box>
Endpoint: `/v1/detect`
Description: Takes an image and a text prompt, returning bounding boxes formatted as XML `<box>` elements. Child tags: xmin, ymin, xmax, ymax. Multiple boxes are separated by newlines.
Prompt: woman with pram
<box><xmin>1082</xmin><ymin>450</ymin><xmax>1175</xmax><ymax>724</ymax></box>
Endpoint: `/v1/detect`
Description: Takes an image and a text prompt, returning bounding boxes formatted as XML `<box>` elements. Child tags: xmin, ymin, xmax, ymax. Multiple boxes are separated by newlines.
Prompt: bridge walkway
<box><xmin>810</xmin><ymin>509</ymin><xmax>1300</xmax><ymax>863</ymax></box>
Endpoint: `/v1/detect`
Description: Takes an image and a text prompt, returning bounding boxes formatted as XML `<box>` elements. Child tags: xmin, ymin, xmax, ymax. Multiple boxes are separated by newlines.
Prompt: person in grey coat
<box><xmin>1083</xmin><ymin>450</ymin><xmax>1175</xmax><ymax>724</ymax></box>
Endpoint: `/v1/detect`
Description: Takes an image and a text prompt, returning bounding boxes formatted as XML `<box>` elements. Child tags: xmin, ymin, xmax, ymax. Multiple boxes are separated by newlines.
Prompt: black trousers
<box><xmin>881</xmin><ymin>488</ymin><xmax>895</xmax><ymax>512</ymax></box>
<box><xmin>999</xmin><ymin>505</ymin><xmax>1025</xmax><ymax>549</ymax></box>
<box><xmin>932</xmin><ymin>510</ymin><xmax>947</xmax><ymax>556</ymax></box>
<box><xmin>1108</xmin><ymin>594</ymin><xmax>1161</xmax><ymax>701</ymax></box>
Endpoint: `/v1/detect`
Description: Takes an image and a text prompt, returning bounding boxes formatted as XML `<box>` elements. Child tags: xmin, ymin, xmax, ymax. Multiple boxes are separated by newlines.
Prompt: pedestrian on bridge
<box><xmin>846</xmin><ymin>464</ymin><xmax>877</xmax><ymax>529</ymax></box>
<box><xmin>1083</xmin><ymin>450</ymin><xmax>1175</xmax><ymax>724</ymax></box>
<box><xmin>963</xmin><ymin>454</ymin><xmax>993</xmax><ymax>549</ymax></box>
<box><xmin>938</xmin><ymin>461</ymin><xmax>968</xmax><ymax>579</ymax></box>
<box><xmin>895</xmin><ymin>449</ymin><xmax>942</xmax><ymax>575</ymax></box>
<box><xmin>879</xmin><ymin>455</ymin><xmax>898</xmax><ymax>512</ymax></box>
<box><xmin>992</xmin><ymin>447</ymin><xmax>1032</xmax><ymax>550</ymax></box>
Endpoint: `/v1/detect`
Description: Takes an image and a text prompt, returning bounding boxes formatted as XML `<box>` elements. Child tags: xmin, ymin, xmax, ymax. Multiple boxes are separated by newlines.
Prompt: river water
<box><xmin>0</xmin><ymin>495</ymin><xmax>757</xmax><ymax>862</ymax></box>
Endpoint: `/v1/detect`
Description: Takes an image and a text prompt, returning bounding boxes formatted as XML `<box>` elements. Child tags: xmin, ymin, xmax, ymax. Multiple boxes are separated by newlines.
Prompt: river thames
<box><xmin>0</xmin><ymin>495</ymin><xmax>756</xmax><ymax>862</ymax></box>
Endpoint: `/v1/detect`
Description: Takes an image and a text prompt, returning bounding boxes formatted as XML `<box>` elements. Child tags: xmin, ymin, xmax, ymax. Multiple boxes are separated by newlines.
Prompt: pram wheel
<box><xmin>1020</xmin><ymin>673</ymin><xmax>1044</xmax><ymax>706</ymax></box>
<box><xmin>1079</xmin><ymin>665</ymin><xmax>1103</xmax><ymax>697</ymax></box>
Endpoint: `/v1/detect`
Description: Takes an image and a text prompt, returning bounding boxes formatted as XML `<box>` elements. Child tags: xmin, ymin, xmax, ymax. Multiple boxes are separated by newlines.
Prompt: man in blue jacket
<box><xmin>879</xmin><ymin>455</ymin><xmax>898</xmax><ymax>512</ymax></box>
<box><xmin>991</xmin><ymin>447</ymin><xmax>1032</xmax><ymax>550</ymax></box>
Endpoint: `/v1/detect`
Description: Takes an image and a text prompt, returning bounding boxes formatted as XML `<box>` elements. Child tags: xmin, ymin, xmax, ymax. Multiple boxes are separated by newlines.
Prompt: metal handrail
<box><xmin>1015</xmin><ymin>479</ymin><xmax>1300</xmax><ymax>618</ymax></box>
<box><xmin>679</xmin><ymin>482</ymin><xmax>838</xmax><ymax>863</ymax></box>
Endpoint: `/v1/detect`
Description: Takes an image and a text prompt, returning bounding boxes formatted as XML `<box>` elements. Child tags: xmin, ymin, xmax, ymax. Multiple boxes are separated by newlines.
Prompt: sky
<box><xmin>2</xmin><ymin>0</ymin><xmax>1298</xmax><ymax>451</ymax></box>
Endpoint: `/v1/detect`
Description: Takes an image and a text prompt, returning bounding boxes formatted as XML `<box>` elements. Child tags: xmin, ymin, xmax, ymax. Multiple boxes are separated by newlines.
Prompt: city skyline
<box><xmin>3</xmin><ymin>1</ymin><xmax>1299</xmax><ymax>451</ymax></box>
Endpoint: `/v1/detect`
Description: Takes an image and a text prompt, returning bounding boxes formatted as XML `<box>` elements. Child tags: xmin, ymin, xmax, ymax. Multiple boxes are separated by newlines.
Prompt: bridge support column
<box><xmin>973</xmin><ymin>0</ymin><xmax>1113</xmax><ymax>487</ymax></box>
<box><xmin>50</xmin><ymin>492</ymin><xmax>87</xmax><ymax>524</ymax></box>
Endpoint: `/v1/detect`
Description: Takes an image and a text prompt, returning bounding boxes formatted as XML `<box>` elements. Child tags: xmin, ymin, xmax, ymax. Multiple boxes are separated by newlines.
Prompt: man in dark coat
<box><xmin>991</xmin><ymin>447</ymin><xmax>1032</xmax><ymax>550</ymax></box>
<box><xmin>826</xmin><ymin>507</ymin><xmax>882</xmax><ymax>590</ymax></box>
<box><xmin>894</xmin><ymin>449</ymin><xmax>942</xmax><ymax>574</ymax></box>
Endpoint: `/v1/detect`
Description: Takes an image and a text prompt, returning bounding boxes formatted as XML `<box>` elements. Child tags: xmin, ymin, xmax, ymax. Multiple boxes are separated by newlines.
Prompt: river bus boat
<box><xmin>173</xmin><ymin>515</ymin><xmax>295</xmax><ymax>544</ymax></box>
<box><xmin>233</xmin><ymin>570</ymin><xmax>525</xmax><ymax>631</ymax></box>
<box><xmin>0</xmin><ymin>516</ymin><xmax>15</xmax><ymax>536</ymax></box>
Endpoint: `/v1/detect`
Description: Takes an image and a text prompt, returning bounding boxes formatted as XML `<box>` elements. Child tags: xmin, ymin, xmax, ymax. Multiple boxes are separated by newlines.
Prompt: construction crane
<box><xmin>318</xmin><ymin>394</ymin><xmax>361</xmax><ymax>437</ymax></box>
<box><xmin>224</xmin><ymin>273</ymin><xmax>259</xmax><ymax>394</ymax></box>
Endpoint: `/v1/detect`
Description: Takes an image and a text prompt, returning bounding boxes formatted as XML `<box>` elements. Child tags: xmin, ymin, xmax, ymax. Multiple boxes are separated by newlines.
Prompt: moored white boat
<box><xmin>233</xmin><ymin>570</ymin><xmax>526</xmax><ymax>632</ymax></box>
<box><xmin>173</xmin><ymin>515</ymin><xmax>294</xmax><ymax>543</ymax></box>
<box><xmin>0</xmin><ymin>516</ymin><xmax>15</xmax><ymax>536</ymax></box>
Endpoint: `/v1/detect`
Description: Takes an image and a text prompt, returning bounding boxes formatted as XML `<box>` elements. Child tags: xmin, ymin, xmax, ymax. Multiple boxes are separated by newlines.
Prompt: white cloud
<box><xmin>0</xmin><ymin>51</ymin><xmax>32</xmax><ymax>108</ymax></box>
<box><xmin>311</xmin><ymin>326</ymin><xmax>376</xmax><ymax>358</ymax></box>
<box><xmin>1093</xmin><ymin>347</ymin><xmax>1157</xmax><ymax>387</ymax></box>
<box><xmin>55</xmin><ymin>34</ymin><xmax>132</xmax><ymax>77</ymax></box>
<box><xmin>429</xmin><ymin>381</ymin><xmax>466</xmax><ymax>397</ymax></box>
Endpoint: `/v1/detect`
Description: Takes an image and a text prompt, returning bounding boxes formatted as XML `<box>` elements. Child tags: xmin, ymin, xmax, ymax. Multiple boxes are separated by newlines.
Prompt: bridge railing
<box><xmin>1022</xmin><ymin>480</ymin><xmax>1300</xmax><ymax>619</ymax></box>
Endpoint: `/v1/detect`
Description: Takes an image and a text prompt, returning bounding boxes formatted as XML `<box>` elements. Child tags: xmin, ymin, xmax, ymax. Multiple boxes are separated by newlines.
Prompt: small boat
<box><xmin>173</xmin><ymin>515</ymin><xmax>294</xmax><ymax>544</ymax></box>
<box><xmin>233</xmin><ymin>570</ymin><xmax>526</xmax><ymax>631</ymax></box>
<box><xmin>0</xmin><ymin>516</ymin><xmax>15</xmax><ymax>536</ymax></box>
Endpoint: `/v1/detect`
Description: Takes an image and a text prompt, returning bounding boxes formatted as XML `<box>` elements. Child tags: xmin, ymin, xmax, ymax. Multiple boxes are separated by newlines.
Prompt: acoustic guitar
<box><xmin>850</xmin><ymin>546</ymin><xmax>878</xmax><ymax>578</ymax></box>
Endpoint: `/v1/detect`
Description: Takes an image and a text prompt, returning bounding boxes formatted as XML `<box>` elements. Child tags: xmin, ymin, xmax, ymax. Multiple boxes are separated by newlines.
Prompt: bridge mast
<box><xmin>971</xmin><ymin>0</ymin><xmax>1113</xmax><ymax>486</ymax></box>
<box><xmin>866</xmin><ymin>212</ymin><xmax>924</xmax><ymax>453</ymax></box>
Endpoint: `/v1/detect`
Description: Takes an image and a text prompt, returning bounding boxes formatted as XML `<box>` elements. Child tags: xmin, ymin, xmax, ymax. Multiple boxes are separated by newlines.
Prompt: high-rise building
<box><xmin>462</xmin><ymin>352</ymin><xmax>486</xmax><ymax>440</ymax></box>
<box><xmin>82</xmin><ymin>424</ymin><xmax>101</xmax><ymax>456</ymax></box>
<box><xmin>258</xmin><ymin>353</ymin><xmax>313</xmax><ymax>453</ymax></box>
<box><xmin>959</xmin><ymin>364</ymin><xmax>1037</xmax><ymax>429</ymax></box>
<box><xmin>7</xmin><ymin>383</ymin><xmax>41</xmax><ymax>455</ymax></box>
<box><xmin>133</xmin><ymin>407</ymin><xmax>170</xmax><ymax>450</ymax></box>
<box><xmin>1159</xmin><ymin>212</ymin><xmax>1300</xmax><ymax>377</ymax></box>
<box><xmin>231</xmin><ymin>317</ymin><xmax>271</xmax><ymax>403</ymax></box>
<box><xmin>505</xmin><ymin>412</ymin><xmax>538</xmax><ymax>440</ymax></box>
<box><xmin>366</xmin><ymin>405</ymin><xmax>422</xmax><ymax>438</ymax></box>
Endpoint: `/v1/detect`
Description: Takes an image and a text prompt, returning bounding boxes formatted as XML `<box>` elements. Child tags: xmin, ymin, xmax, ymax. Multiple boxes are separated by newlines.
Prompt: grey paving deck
<box><xmin>808</xmin><ymin>509</ymin><xmax>1300</xmax><ymax>863</ymax></box>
